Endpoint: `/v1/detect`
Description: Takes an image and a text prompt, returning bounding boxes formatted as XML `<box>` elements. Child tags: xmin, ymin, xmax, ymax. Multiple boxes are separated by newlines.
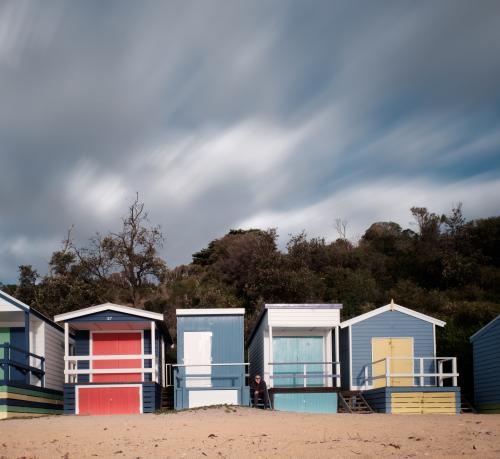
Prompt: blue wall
<box><xmin>273</xmin><ymin>392</ymin><xmax>337</xmax><ymax>413</ymax></box>
<box><xmin>349</xmin><ymin>310</ymin><xmax>435</xmax><ymax>389</ymax></box>
<box><xmin>175</xmin><ymin>313</ymin><xmax>247</xmax><ymax>409</ymax></box>
<box><xmin>471</xmin><ymin>316</ymin><xmax>500</xmax><ymax>413</ymax></box>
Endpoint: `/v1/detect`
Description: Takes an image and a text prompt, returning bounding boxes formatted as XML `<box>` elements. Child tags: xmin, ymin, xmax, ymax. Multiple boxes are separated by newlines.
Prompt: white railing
<box><xmin>64</xmin><ymin>354</ymin><xmax>158</xmax><ymax>384</ymax></box>
<box><xmin>172</xmin><ymin>362</ymin><xmax>249</xmax><ymax>389</ymax></box>
<box><xmin>362</xmin><ymin>356</ymin><xmax>458</xmax><ymax>389</ymax></box>
<box><xmin>266</xmin><ymin>361</ymin><xmax>340</xmax><ymax>388</ymax></box>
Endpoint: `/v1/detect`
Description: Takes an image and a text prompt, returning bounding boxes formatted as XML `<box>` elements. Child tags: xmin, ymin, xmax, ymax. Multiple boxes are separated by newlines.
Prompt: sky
<box><xmin>1</xmin><ymin>0</ymin><xmax>500</xmax><ymax>283</ymax></box>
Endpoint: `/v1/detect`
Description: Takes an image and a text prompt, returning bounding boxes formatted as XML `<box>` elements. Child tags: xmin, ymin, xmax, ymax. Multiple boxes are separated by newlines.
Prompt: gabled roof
<box><xmin>470</xmin><ymin>315</ymin><xmax>500</xmax><ymax>342</ymax></box>
<box><xmin>0</xmin><ymin>289</ymin><xmax>30</xmax><ymax>312</ymax></box>
<box><xmin>176</xmin><ymin>308</ymin><xmax>245</xmax><ymax>316</ymax></box>
<box><xmin>54</xmin><ymin>302</ymin><xmax>164</xmax><ymax>322</ymax></box>
<box><xmin>0</xmin><ymin>289</ymin><xmax>65</xmax><ymax>332</ymax></box>
<box><xmin>339</xmin><ymin>301</ymin><xmax>446</xmax><ymax>328</ymax></box>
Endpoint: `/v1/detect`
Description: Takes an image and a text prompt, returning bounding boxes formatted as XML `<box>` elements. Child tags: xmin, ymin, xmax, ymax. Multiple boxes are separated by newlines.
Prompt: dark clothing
<box><xmin>250</xmin><ymin>378</ymin><xmax>270</xmax><ymax>408</ymax></box>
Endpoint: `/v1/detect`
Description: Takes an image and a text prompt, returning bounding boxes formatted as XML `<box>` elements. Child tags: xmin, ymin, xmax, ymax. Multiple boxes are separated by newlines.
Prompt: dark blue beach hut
<box><xmin>470</xmin><ymin>315</ymin><xmax>500</xmax><ymax>413</ymax></box>
<box><xmin>55</xmin><ymin>303</ymin><xmax>171</xmax><ymax>415</ymax></box>
<box><xmin>174</xmin><ymin>308</ymin><xmax>249</xmax><ymax>409</ymax></box>
<box><xmin>339</xmin><ymin>301</ymin><xmax>460</xmax><ymax>414</ymax></box>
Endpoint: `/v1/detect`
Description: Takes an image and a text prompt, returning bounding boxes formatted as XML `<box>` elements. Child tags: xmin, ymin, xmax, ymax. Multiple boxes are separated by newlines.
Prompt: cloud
<box><xmin>0</xmin><ymin>0</ymin><xmax>500</xmax><ymax>282</ymax></box>
<box><xmin>236</xmin><ymin>177</ymin><xmax>500</xmax><ymax>245</ymax></box>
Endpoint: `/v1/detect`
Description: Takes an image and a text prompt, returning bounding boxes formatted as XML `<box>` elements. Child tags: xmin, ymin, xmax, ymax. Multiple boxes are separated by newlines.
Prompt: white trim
<box><xmin>151</xmin><ymin>321</ymin><xmax>156</xmax><ymax>383</ymax></box>
<box><xmin>339</xmin><ymin>303</ymin><xmax>446</xmax><ymax>328</ymax></box>
<box><xmin>54</xmin><ymin>303</ymin><xmax>164</xmax><ymax>322</ymax></box>
<box><xmin>176</xmin><ymin>308</ymin><xmax>245</xmax><ymax>316</ymax></box>
<box><xmin>265</xmin><ymin>303</ymin><xmax>342</xmax><ymax>309</ymax></box>
<box><xmin>75</xmin><ymin>384</ymin><xmax>143</xmax><ymax>415</ymax></box>
<box><xmin>348</xmin><ymin>326</ymin><xmax>352</xmax><ymax>390</ymax></box>
<box><xmin>0</xmin><ymin>289</ymin><xmax>30</xmax><ymax>311</ymax></box>
<box><xmin>89</xmin><ymin>330</ymin><xmax>144</xmax><ymax>383</ymax></box>
<box><xmin>370</xmin><ymin>337</ymin><xmax>415</xmax><ymax>389</ymax></box>
<box><xmin>64</xmin><ymin>322</ymin><xmax>69</xmax><ymax>384</ymax></box>
<box><xmin>334</xmin><ymin>326</ymin><xmax>340</xmax><ymax>388</ymax></box>
<box><xmin>433</xmin><ymin>324</ymin><xmax>436</xmax><ymax>358</ymax></box>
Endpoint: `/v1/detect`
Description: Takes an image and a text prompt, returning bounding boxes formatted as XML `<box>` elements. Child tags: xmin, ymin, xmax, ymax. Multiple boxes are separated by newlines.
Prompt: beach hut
<box><xmin>174</xmin><ymin>308</ymin><xmax>249</xmax><ymax>409</ymax></box>
<box><xmin>470</xmin><ymin>315</ymin><xmax>500</xmax><ymax>413</ymax></box>
<box><xmin>247</xmin><ymin>303</ymin><xmax>343</xmax><ymax>413</ymax></box>
<box><xmin>0</xmin><ymin>289</ymin><xmax>66</xmax><ymax>419</ymax></box>
<box><xmin>54</xmin><ymin>303</ymin><xmax>172</xmax><ymax>415</ymax></box>
<box><xmin>339</xmin><ymin>301</ymin><xmax>460</xmax><ymax>414</ymax></box>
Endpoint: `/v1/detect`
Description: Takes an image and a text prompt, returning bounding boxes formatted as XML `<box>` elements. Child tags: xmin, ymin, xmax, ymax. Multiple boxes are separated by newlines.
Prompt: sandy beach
<box><xmin>1</xmin><ymin>407</ymin><xmax>499</xmax><ymax>458</ymax></box>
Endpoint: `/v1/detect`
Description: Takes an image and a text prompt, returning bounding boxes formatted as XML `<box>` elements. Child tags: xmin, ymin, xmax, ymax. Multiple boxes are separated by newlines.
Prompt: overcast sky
<box><xmin>1</xmin><ymin>0</ymin><xmax>500</xmax><ymax>283</ymax></box>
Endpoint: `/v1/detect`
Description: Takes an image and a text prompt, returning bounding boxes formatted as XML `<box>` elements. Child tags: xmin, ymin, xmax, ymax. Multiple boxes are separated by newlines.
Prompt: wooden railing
<box><xmin>361</xmin><ymin>356</ymin><xmax>458</xmax><ymax>389</ymax></box>
<box><xmin>0</xmin><ymin>343</ymin><xmax>45</xmax><ymax>386</ymax></box>
<box><xmin>266</xmin><ymin>361</ymin><xmax>341</xmax><ymax>388</ymax></box>
<box><xmin>64</xmin><ymin>354</ymin><xmax>158</xmax><ymax>383</ymax></box>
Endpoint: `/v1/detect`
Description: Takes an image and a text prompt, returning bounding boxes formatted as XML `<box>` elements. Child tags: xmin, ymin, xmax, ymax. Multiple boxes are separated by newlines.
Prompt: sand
<box><xmin>1</xmin><ymin>407</ymin><xmax>499</xmax><ymax>458</ymax></box>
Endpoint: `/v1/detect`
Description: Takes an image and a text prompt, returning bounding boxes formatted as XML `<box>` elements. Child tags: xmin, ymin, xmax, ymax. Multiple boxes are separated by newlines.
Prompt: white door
<box><xmin>184</xmin><ymin>331</ymin><xmax>212</xmax><ymax>388</ymax></box>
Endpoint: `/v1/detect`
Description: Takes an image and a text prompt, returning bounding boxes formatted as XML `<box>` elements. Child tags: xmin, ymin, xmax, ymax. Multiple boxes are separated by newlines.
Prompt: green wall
<box><xmin>0</xmin><ymin>328</ymin><xmax>10</xmax><ymax>380</ymax></box>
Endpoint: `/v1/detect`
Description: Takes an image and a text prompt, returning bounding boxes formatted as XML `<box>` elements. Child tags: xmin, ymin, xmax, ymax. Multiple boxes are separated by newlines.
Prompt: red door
<box><xmin>92</xmin><ymin>332</ymin><xmax>142</xmax><ymax>383</ymax></box>
<box><xmin>78</xmin><ymin>386</ymin><xmax>141</xmax><ymax>415</ymax></box>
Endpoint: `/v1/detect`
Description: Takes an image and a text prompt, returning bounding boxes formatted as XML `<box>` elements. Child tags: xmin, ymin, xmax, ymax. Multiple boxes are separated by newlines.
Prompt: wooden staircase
<box><xmin>161</xmin><ymin>386</ymin><xmax>174</xmax><ymax>410</ymax></box>
<box><xmin>339</xmin><ymin>391</ymin><xmax>374</xmax><ymax>414</ymax></box>
<box><xmin>460</xmin><ymin>395</ymin><xmax>477</xmax><ymax>414</ymax></box>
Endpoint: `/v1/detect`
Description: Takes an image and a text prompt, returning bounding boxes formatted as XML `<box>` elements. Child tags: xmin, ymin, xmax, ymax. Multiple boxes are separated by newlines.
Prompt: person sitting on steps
<box><xmin>250</xmin><ymin>374</ymin><xmax>270</xmax><ymax>409</ymax></box>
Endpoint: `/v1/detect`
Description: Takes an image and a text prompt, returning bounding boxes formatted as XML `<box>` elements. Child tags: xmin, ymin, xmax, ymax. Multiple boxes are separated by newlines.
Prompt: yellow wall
<box><xmin>391</xmin><ymin>392</ymin><xmax>456</xmax><ymax>414</ymax></box>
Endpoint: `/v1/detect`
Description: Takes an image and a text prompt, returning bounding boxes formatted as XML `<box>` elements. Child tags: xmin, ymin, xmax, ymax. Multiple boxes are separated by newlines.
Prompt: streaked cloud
<box><xmin>1</xmin><ymin>0</ymin><xmax>499</xmax><ymax>282</ymax></box>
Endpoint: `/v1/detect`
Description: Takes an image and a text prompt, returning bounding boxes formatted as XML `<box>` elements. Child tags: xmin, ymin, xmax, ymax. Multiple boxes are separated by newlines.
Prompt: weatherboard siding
<box><xmin>67</xmin><ymin>310</ymin><xmax>148</xmax><ymax>323</ymax></box>
<box><xmin>350</xmin><ymin>310</ymin><xmax>435</xmax><ymax>389</ymax></box>
<box><xmin>175</xmin><ymin>313</ymin><xmax>247</xmax><ymax>409</ymax></box>
<box><xmin>339</xmin><ymin>327</ymin><xmax>350</xmax><ymax>390</ymax></box>
<box><xmin>44</xmin><ymin>323</ymin><xmax>65</xmax><ymax>391</ymax></box>
<box><xmin>248</xmin><ymin>314</ymin><xmax>267</xmax><ymax>381</ymax></box>
<box><xmin>472</xmin><ymin>316</ymin><xmax>500</xmax><ymax>413</ymax></box>
<box><xmin>75</xmin><ymin>330</ymin><xmax>90</xmax><ymax>383</ymax></box>
<box><xmin>267</xmin><ymin>308</ymin><xmax>340</xmax><ymax>327</ymax></box>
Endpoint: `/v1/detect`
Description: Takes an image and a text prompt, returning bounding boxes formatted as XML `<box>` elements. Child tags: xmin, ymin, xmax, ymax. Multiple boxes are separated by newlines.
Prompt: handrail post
<box><xmin>385</xmin><ymin>357</ymin><xmax>390</xmax><ymax>387</ymax></box>
<box><xmin>364</xmin><ymin>366</ymin><xmax>369</xmax><ymax>390</ymax></box>
<box><xmin>438</xmin><ymin>360</ymin><xmax>443</xmax><ymax>387</ymax></box>
<box><xmin>419</xmin><ymin>358</ymin><xmax>424</xmax><ymax>387</ymax></box>
<box><xmin>336</xmin><ymin>361</ymin><xmax>341</xmax><ymax>388</ymax></box>
<box><xmin>64</xmin><ymin>323</ymin><xmax>69</xmax><ymax>384</ymax></box>
<box><xmin>268</xmin><ymin>326</ymin><xmax>273</xmax><ymax>388</ymax></box>
<box><xmin>452</xmin><ymin>358</ymin><xmax>457</xmax><ymax>387</ymax></box>
<box><xmin>303</xmin><ymin>364</ymin><xmax>307</xmax><ymax>388</ymax></box>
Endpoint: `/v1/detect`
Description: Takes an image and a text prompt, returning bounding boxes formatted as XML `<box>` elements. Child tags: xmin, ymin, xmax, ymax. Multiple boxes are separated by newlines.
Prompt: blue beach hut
<box><xmin>470</xmin><ymin>315</ymin><xmax>500</xmax><ymax>413</ymax></box>
<box><xmin>339</xmin><ymin>301</ymin><xmax>460</xmax><ymax>414</ymax></box>
<box><xmin>174</xmin><ymin>308</ymin><xmax>249</xmax><ymax>409</ymax></box>
<box><xmin>247</xmin><ymin>303</ymin><xmax>343</xmax><ymax>413</ymax></box>
<box><xmin>0</xmin><ymin>289</ymin><xmax>66</xmax><ymax>419</ymax></box>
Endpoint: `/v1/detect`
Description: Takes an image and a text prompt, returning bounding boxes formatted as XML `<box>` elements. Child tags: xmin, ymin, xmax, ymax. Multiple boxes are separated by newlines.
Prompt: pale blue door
<box><xmin>272</xmin><ymin>336</ymin><xmax>324</xmax><ymax>387</ymax></box>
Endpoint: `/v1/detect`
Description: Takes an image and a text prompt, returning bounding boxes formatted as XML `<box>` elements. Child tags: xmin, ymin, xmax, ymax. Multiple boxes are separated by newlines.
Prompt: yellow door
<box><xmin>372</xmin><ymin>338</ymin><xmax>413</xmax><ymax>388</ymax></box>
<box><xmin>390</xmin><ymin>338</ymin><xmax>414</xmax><ymax>386</ymax></box>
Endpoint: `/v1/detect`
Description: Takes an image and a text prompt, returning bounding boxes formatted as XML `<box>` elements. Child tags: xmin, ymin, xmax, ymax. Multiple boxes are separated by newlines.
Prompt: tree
<box><xmin>92</xmin><ymin>194</ymin><xmax>167</xmax><ymax>305</ymax></box>
<box><xmin>15</xmin><ymin>265</ymin><xmax>39</xmax><ymax>307</ymax></box>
